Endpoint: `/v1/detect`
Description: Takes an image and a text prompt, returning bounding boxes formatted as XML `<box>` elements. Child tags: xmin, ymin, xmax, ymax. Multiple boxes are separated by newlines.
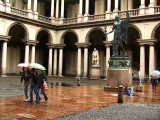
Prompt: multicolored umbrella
<box><xmin>28</xmin><ymin>63</ymin><xmax>46</xmax><ymax>71</ymax></box>
<box><xmin>17</xmin><ymin>63</ymin><xmax>29</xmax><ymax>68</ymax></box>
<box><xmin>150</xmin><ymin>70</ymin><xmax>160</xmax><ymax>79</ymax></box>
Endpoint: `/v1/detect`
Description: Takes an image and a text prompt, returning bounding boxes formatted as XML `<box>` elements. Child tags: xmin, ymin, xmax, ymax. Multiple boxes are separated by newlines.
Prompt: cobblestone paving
<box><xmin>52</xmin><ymin>103</ymin><xmax>160</xmax><ymax>120</ymax></box>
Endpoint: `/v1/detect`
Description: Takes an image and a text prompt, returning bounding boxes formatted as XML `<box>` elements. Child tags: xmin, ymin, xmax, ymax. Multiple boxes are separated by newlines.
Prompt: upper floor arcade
<box><xmin>0</xmin><ymin>0</ymin><xmax>160</xmax><ymax>26</ymax></box>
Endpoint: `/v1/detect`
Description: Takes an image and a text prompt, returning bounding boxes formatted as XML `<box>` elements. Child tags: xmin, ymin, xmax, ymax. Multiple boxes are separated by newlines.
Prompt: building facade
<box><xmin>0</xmin><ymin>0</ymin><xmax>160</xmax><ymax>80</ymax></box>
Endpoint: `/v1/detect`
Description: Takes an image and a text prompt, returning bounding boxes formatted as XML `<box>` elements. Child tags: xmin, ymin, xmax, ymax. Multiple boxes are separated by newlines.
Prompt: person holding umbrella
<box><xmin>37</xmin><ymin>69</ymin><xmax>48</xmax><ymax>102</ymax></box>
<box><xmin>20</xmin><ymin>66</ymin><xmax>31</xmax><ymax>101</ymax></box>
<box><xmin>29</xmin><ymin>63</ymin><xmax>48</xmax><ymax>102</ymax></box>
<box><xmin>150</xmin><ymin>70</ymin><xmax>160</xmax><ymax>92</ymax></box>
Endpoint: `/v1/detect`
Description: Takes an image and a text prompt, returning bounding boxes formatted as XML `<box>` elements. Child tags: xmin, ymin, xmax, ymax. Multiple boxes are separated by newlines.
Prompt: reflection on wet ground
<box><xmin>0</xmin><ymin>83</ymin><xmax>160</xmax><ymax>120</ymax></box>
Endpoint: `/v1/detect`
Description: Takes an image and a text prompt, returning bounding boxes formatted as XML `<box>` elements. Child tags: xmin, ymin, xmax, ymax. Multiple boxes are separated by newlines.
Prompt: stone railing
<box><xmin>11</xmin><ymin>7</ymin><xmax>27</xmax><ymax>18</ymax></box>
<box><xmin>63</xmin><ymin>17</ymin><xmax>78</xmax><ymax>24</ymax></box>
<box><xmin>3</xmin><ymin>5</ymin><xmax>160</xmax><ymax>26</ymax></box>
<box><xmin>154</xmin><ymin>6</ymin><xmax>160</xmax><ymax>14</ymax></box>
<box><xmin>88</xmin><ymin>14</ymin><xmax>105</xmax><ymax>21</ymax></box>
<box><xmin>118</xmin><ymin>9</ymin><xmax>139</xmax><ymax>18</ymax></box>
<box><xmin>38</xmin><ymin>15</ymin><xmax>51</xmax><ymax>23</ymax></box>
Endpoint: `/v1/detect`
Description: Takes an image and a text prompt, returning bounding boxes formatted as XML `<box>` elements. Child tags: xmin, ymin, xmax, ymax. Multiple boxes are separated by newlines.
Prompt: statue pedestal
<box><xmin>90</xmin><ymin>65</ymin><xmax>100</xmax><ymax>79</ymax></box>
<box><xmin>104</xmin><ymin>56</ymin><xmax>132</xmax><ymax>92</ymax></box>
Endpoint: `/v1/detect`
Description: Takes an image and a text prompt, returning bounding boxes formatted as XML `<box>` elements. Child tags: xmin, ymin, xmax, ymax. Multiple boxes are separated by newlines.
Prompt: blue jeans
<box><xmin>30</xmin><ymin>83</ymin><xmax>40</xmax><ymax>103</ymax></box>
<box><xmin>39</xmin><ymin>86</ymin><xmax>48</xmax><ymax>101</ymax></box>
<box><xmin>24</xmin><ymin>81</ymin><xmax>30</xmax><ymax>99</ymax></box>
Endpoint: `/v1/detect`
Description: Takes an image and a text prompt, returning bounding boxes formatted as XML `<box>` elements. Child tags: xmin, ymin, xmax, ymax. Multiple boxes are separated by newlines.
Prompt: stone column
<box><xmin>27</xmin><ymin>0</ymin><xmax>33</xmax><ymax>18</ymax></box>
<box><xmin>78</xmin><ymin>0</ymin><xmax>83</xmax><ymax>22</ymax></box>
<box><xmin>77</xmin><ymin>47</ymin><xmax>82</xmax><ymax>77</ymax></box>
<box><xmin>5</xmin><ymin>0</ymin><xmax>11</xmax><ymax>13</ymax></box>
<box><xmin>83</xmin><ymin>47</ymin><xmax>88</xmax><ymax>77</ymax></box>
<box><xmin>0</xmin><ymin>0</ymin><xmax>4</xmax><ymax>12</ymax></box>
<box><xmin>53</xmin><ymin>48</ymin><xmax>57</xmax><ymax>76</ymax></box>
<box><xmin>56</xmin><ymin>0</ymin><xmax>59</xmax><ymax>19</ymax></box>
<box><xmin>140</xmin><ymin>45</ymin><xmax>145</xmax><ymax>80</ymax></box>
<box><xmin>78</xmin><ymin>0</ymin><xmax>83</xmax><ymax>16</ymax></box>
<box><xmin>107</xmin><ymin>0</ymin><xmax>111</xmax><ymax>12</ymax></box>
<box><xmin>149</xmin><ymin>0</ymin><xmax>154</xmax><ymax>7</ymax></box>
<box><xmin>148</xmin><ymin>0</ymin><xmax>155</xmax><ymax>14</ymax></box>
<box><xmin>31</xmin><ymin>45</ymin><xmax>35</xmax><ymax>63</ymax></box>
<box><xmin>149</xmin><ymin>45</ymin><xmax>155</xmax><ymax>77</ymax></box>
<box><xmin>58</xmin><ymin>48</ymin><xmax>63</xmax><ymax>76</ymax></box>
<box><xmin>60</xmin><ymin>0</ymin><xmax>64</xmax><ymax>18</ymax></box>
<box><xmin>51</xmin><ymin>0</ymin><xmax>55</xmax><ymax>18</ymax></box>
<box><xmin>25</xmin><ymin>44</ymin><xmax>29</xmax><ymax>64</ymax></box>
<box><xmin>114</xmin><ymin>0</ymin><xmax>119</xmax><ymax>12</ymax></box>
<box><xmin>84</xmin><ymin>0</ymin><xmax>89</xmax><ymax>22</ymax></box>
<box><xmin>1</xmin><ymin>41</ymin><xmax>7</xmax><ymax>76</ymax></box>
<box><xmin>48</xmin><ymin>47</ymin><xmax>53</xmax><ymax>76</ymax></box>
<box><xmin>128</xmin><ymin>0</ymin><xmax>133</xmax><ymax>10</ymax></box>
<box><xmin>33</xmin><ymin>0</ymin><xmax>38</xmax><ymax>20</ymax></box>
<box><xmin>85</xmin><ymin>0</ymin><xmax>89</xmax><ymax>15</ymax></box>
<box><xmin>27</xmin><ymin>0</ymin><xmax>32</xmax><ymax>11</ymax></box>
<box><xmin>105</xmin><ymin>0</ymin><xmax>111</xmax><ymax>19</ymax></box>
<box><xmin>139</xmin><ymin>0</ymin><xmax>146</xmax><ymax>15</ymax></box>
<box><xmin>140</xmin><ymin>0</ymin><xmax>145</xmax><ymax>7</ymax></box>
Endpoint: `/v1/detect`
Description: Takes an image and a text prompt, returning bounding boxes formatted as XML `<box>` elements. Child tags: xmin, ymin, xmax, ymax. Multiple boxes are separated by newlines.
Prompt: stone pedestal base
<box><xmin>90</xmin><ymin>65</ymin><xmax>100</xmax><ymax>79</ymax></box>
<box><xmin>104</xmin><ymin>56</ymin><xmax>132</xmax><ymax>92</ymax></box>
<box><xmin>104</xmin><ymin>86</ymin><xmax>118</xmax><ymax>92</ymax></box>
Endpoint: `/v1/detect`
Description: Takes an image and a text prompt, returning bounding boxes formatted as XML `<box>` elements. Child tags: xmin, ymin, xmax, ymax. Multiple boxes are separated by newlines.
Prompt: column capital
<box><xmin>22</xmin><ymin>39</ymin><xmax>39</xmax><ymax>45</ymax></box>
<box><xmin>103</xmin><ymin>41</ymin><xmax>112</xmax><ymax>47</ymax></box>
<box><xmin>75</xmin><ymin>42</ymin><xmax>91</xmax><ymax>48</ymax></box>
<box><xmin>0</xmin><ymin>35</ymin><xmax>11</xmax><ymax>42</ymax></box>
<box><xmin>137</xmin><ymin>39</ymin><xmax>157</xmax><ymax>45</ymax></box>
<box><xmin>52</xmin><ymin>44</ymin><xmax>66</xmax><ymax>48</ymax></box>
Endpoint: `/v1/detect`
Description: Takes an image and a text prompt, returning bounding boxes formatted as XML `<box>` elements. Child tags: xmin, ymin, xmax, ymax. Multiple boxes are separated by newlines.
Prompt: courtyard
<box><xmin>0</xmin><ymin>77</ymin><xmax>160</xmax><ymax>120</ymax></box>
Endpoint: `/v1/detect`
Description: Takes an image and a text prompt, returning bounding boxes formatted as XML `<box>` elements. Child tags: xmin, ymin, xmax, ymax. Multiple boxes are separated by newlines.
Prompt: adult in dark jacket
<box><xmin>37</xmin><ymin>69</ymin><xmax>48</xmax><ymax>102</ymax></box>
<box><xmin>20</xmin><ymin>67</ymin><xmax>31</xmax><ymax>101</ymax></box>
<box><xmin>151</xmin><ymin>77</ymin><xmax>158</xmax><ymax>92</ymax></box>
<box><xmin>30</xmin><ymin>68</ymin><xmax>39</xmax><ymax>103</ymax></box>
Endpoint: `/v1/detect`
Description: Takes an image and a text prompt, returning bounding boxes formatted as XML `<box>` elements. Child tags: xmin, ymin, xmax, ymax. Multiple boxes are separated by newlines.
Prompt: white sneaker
<box><xmin>24</xmin><ymin>99</ymin><xmax>29</xmax><ymax>102</ymax></box>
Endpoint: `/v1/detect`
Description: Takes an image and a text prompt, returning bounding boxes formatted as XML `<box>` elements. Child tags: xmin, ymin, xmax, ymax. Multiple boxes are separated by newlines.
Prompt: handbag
<box><xmin>43</xmin><ymin>81</ymin><xmax>48</xmax><ymax>90</ymax></box>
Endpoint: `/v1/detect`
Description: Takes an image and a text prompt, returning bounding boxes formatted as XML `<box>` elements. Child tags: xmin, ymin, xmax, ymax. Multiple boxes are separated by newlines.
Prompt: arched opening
<box><xmin>63</xmin><ymin>32</ymin><xmax>78</xmax><ymax>76</ymax></box>
<box><xmin>88</xmin><ymin>29</ymin><xmax>106</xmax><ymax>78</ymax></box>
<box><xmin>128</xmin><ymin>26</ymin><xmax>141</xmax><ymax>76</ymax></box>
<box><xmin>7</xmin><ymin>24</ymin><xmax>27</xmax><ymax>75</ymax></box>
<box><xmin>36</xmin><ymin>30</ymin><xmax>50</xmax><ymax>74</ymax></box>
<box><xmin>155</xmin><ymin>26</ymin><xmax>160</xmax><ymax>70</ymax></box>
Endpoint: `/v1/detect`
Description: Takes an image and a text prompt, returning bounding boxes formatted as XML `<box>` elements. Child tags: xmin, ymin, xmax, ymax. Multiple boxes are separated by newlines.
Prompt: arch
<box><xmin>151</xmin><ymin>23</ymin><xmax>160</xmax><ymax>39</ymax></box>
<box><xmin>129</xmin><ymin>24</ymin><xmax>142</xmax><ymax>39</ymax></box>
<box><xmin>36</xmin><ymin>28</ymin><xmax>52</xmax><ymax>44</ymax></box>
<box><xmin>60</xmin><ymin>30</ymin><xmax>79</xmax><ymax>44</ymax></box>
<box><xmin>85</xmin><ymin>27</ymin><xmax>106</xmax><ymax>43</ymax></box>
<box><xmin>6</xmin><ymin>22</ymin><xmax>29</xmax><ymax>40</ymax></box>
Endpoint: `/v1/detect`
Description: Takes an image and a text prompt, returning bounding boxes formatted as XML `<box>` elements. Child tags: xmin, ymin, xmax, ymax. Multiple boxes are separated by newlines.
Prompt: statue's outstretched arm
<box><xmin>106</xmin><ymin>25</ymin><xmax>115</xmax><ymax>35</ymax></box>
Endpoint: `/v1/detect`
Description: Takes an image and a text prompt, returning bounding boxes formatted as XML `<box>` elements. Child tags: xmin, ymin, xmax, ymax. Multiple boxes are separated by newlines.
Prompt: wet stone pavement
<box><xmin>0</xmin><ymin>77</ymin><xmax>160</xmax><ymax>120</ymax></box>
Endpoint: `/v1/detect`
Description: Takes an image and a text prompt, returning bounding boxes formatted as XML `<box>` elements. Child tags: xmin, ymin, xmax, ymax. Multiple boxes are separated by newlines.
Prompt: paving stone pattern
<box><xmin>52</xmin><ymin>103</ymin><xmax>160</xmax><ymax>120</ymax></box>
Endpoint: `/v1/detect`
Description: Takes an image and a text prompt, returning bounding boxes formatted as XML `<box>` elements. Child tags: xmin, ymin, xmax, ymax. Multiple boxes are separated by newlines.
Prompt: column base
<box><xmin>1</xmin><ymin>74</ymin><xmax>7</xmax><ymax>77</ymax></box>
<box><xmin>33</xmin><ymin>12</ymin><xmax>38</xmax><ymax>20</ymax></box>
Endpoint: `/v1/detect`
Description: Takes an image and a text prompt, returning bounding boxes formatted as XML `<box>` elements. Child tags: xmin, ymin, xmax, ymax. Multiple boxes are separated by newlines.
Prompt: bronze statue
<box><xmin>106</xmin><ymin>12</ymin><xmax>130</xmax><ymax>56</ymax></box>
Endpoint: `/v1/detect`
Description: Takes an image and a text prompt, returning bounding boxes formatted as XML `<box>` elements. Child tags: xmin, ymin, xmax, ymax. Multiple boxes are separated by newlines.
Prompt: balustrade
<box><xmin>63</xmin><ymin>17</ymin><xmax>78</xmax><ymax>24</ymax></box>
<box><xmin>11</xmin><ymin>7</ymin><xmax>27</xmax><ymax>17</ymax></box>
<box><xmin>2</xmin><ymin>5</ymin><xmax>160</xmax><ymax>25</ymax></box>
<box><xmin>38</xmin><ymin>15</ymin><xmax>51</xmax><ymax>23</ymax></box>
<box><xmin>88</xmin><ymin>14</ymin><xmax>105</xmax><ymax>21</ymax></box>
